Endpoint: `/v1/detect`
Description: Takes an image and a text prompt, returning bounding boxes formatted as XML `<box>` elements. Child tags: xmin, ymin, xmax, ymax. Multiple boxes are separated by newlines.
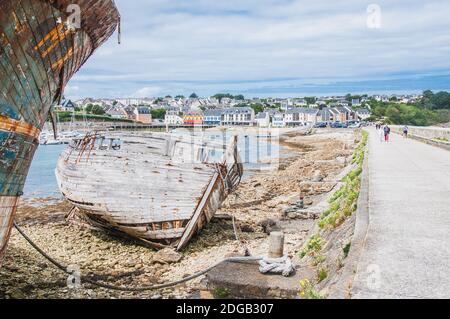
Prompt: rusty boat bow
<box><xmin>0</xmin><ymin>0</ymin><xmax>119</xmax><ymax>264</ymax></box>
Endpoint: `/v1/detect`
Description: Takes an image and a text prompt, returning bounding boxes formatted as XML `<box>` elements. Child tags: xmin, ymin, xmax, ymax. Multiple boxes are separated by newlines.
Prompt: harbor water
<box><xmin>23</xmin><ymin>129</ymin><xmax>287</xmax><ymax>200</ymax></box>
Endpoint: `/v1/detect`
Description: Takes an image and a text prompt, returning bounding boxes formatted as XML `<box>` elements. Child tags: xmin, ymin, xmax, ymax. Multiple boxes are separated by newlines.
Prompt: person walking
<box><xmin>378</xmin><ymin>125</ymin><xmax>384</xmax><ymax>142</ymax></box>
<box><xmin>384</xmin><ymin>125</ymin><xmax>391</xmax><ymax>142</ymax></box>
<box><xmin>403</xmin><ymin>125</ymin><xmax>409</xmax><ymax>139</ymax></box>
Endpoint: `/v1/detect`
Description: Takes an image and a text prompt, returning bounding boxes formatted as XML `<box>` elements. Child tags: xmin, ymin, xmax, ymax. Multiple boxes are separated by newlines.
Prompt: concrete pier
<box><xmin>352</xmin><ymin>128</ymin><xmax>450</xmax><ymax>299</ymax></box>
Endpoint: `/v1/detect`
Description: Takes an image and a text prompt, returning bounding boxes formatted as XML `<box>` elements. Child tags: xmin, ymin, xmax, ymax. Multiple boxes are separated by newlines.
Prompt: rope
<box><xmin>13</xmin><ymin>221</ymin><xmax>262</xmax><ymax>292</ymax></box>
<box><xmin>259</xmin><ymin>256</ymin><xmax>295</xmax><ymax>277</ymax></box>
<box><xmin>117</xmin><ymin>14</ymin><xmax>121</xmax><ymax>44</ymax></box>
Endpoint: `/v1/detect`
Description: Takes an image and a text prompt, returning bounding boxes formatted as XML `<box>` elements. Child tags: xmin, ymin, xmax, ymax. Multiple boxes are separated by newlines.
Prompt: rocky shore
<box><xmin>0</xmin><ymin>129</ymin><xmax>358</xmax><ymax>299</ymax></box>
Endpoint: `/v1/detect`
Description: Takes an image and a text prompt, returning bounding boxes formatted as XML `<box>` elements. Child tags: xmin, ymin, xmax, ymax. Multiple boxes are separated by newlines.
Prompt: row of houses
<box><xmin>56</xmin><ymin>99</ymin><xmax>154</xmax><ymax>124</ymax></box>
<box><xmin>58</xmin><ymin>99</ymin><xmax>370</xmax><ymax>127</ymax></box>
<box><xmin>165</xmin><ymin>107</ymin><xmax>256</xmax><ymax>126</ymax></box>
<box><xmin>165</xmin><ymin>106</ymin><xmax>371</xmax><ymax>127</ymax></box>
<box><xmin>256</xmin><ymin>107</ymin><xmax>371</xmax><ymax>127</ymax></box>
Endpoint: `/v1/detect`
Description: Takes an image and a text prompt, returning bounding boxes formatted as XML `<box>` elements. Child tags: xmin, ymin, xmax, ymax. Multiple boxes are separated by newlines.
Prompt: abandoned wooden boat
<box><xmin>0</xmin><ymin>0</ymin><xmax>119</xmax><ymax>265</ymax></box>
<box><xmin>55</xmin><ymin>132</ymin><xmax>243</xmax><ymax>250</ymax></box>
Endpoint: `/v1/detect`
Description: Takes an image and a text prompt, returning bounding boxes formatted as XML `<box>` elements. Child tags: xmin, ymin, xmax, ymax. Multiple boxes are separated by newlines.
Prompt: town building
<box><xmin>356</xmin><ymin>109</ymin><xmax>371</xmax><ymax>121</ymax></box>
<box><xmin>183</xmin><ymin>112</ymin><xmax>204</xmax><ymax>126</ymax></box>
<box><xmin>79</xmin><ymin>98</ymin><xmax>105</xmax><ymax>109</ymax></box>
<box><xmin>221</xmin><ymin>107</ymin><xmax>255</xmax><ymax>126</ymax></box>
<box><xmin>271</xmin><ymin>113</ymin><xmax>286</xmax><ymax>127</ymax></box>
<box><xmin>134</xmin><ymin>106</ymin><xmax>152</xmax><ymax>124</ymax></box>
<box><xmin>333</xmin><ymin>107</ymin><xmax>357</xmax><ymax>122</ymax></box>
<box><xmin>285</xmin><ymin>108</ymin><xmax>320</xmax><ymax>126</ymax></box>
<box><xmin>57</xmin><ymin>99</ymin><xmax>77</xmax><ymax>111</ymax></box>
<box><xmin>255</xmin><ymin>112</ymin><xmax>271</xmax><ymax>128</ymax></box>
<box><xmin>124</xmin><ymin>106</ymin><xmax>136</xmax><ymax>121</ymax></box>
<box><xmin>164</xmin><ymin>110</ymin><xmax>184</xmax><ymax>125</ymax></box>
<box><xmin>318</xmin><ymin>108</ymin><xmax>332</xmax><ymax>123</ymax></box>
<box><xmin>106</xmin><ymin>107</ymin><xmax>127</xmax><ymax>120</ymax></box>
<box><xmin>203</xmin><ymin>109</ymin><xmax>223</xmax><ymax>126</ymax></box>
<box><xmin>351</xmin><ymin>98</ymin><xmax>361</xmax><ymax>107</ymax></box>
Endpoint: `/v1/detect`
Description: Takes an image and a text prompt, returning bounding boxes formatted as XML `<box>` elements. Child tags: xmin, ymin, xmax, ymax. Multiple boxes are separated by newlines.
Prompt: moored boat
<box><xmin>0</xmin><ymin>0</ymin><xmax>119</xmax><ymax>264</ymax></box>
<box><xmin>55</xmin><ymin>132</ymin><xmax>243</xmax><ymax>250</ymax></box>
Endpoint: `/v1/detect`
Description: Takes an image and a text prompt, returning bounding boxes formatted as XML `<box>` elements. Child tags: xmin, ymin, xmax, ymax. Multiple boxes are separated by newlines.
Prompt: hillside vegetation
<box><xmin>368</xmin><ymin>90</ymin><xmax>450</xmax><ymax>126</ymax></box>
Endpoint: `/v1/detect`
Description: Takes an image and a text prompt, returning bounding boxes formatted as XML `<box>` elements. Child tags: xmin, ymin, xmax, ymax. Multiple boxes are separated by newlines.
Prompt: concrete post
<box><xmin>268</xmin><ymin>231</ymin><xmax>285</xmax><ymax>258</ymax></box>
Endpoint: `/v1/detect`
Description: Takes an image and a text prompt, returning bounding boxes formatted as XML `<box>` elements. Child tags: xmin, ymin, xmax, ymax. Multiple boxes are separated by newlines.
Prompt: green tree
<box><xmin>305</xmin><ymin>97</ymin><xmax>317</xmax><ymax>105</ymax></box>
<box><xmin>85</xmin><ymin>103</ymin><xmax>94</xmax><ymax>114</ymax></box>
<box><xmin>212</xmin><ymin>93</ymin><xmax>234</xmax><ymax>102</ymax></box>
<box><xmin>250</xmin><ymin>103</ymin><xmax>264</xmax><ymax>114</ymax></box>
<box><xmin>91</xmin><ymin>105</ymin><xmax>105</xmax><ymax>115</ymax></box>
<box><xmin>151</xmin><ymin>108</ymin><xmax>166</xmax><ymax>119</ymax></box>
<box><xmin>190</xmin><ymin>93</ymin><xmax>199</xmax><ymax>99</ymax></box>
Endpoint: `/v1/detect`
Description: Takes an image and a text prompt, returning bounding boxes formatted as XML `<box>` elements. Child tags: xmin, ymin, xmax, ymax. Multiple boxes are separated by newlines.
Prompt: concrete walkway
<box><xmin>352</xmin><ymin>128</ymin><xmax>450</xmax><ymax>299</ymax></box>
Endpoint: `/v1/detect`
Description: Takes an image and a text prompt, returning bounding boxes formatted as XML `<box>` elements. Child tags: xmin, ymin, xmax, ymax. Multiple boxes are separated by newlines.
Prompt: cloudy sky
<box><xmin>66</xmin><ymin>0</ymin><xmax>450</xmax><ymax>99</ymax></box>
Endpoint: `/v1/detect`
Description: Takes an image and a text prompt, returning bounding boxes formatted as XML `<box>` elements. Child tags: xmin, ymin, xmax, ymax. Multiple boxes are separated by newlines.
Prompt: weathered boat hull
<box><xmin>0</xmin><ymin>0</ymin><xmax>119</xmax><ymax>264</ymax></box>
<box><xmin>56</xmin><ymin>132</ymin><xmax>243</xmax><ymax>250</ymax></box>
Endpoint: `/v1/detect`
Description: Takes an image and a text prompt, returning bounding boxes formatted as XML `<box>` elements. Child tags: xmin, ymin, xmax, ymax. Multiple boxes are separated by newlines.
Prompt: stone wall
<box><xmin>392</xmin><ymin>126</ymin><xmax>450</xmax><ymax>140</ymax></box>
<box><xmin>391</xmin><ymin>125</ymin><xmax>450</xmax><ymax>150</ymax></box>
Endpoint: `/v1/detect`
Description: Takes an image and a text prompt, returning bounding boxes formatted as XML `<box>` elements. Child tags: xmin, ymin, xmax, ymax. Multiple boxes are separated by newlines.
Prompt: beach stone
<box><xmin>258</xmin><ymin>219</ymin><xmax>280</xmax><ymax>234</ymax></box>
<box><xmin>152</xmin><ymin>248</ymin><xmax>182</xmax><ymax>264</ymax></box>
<box><xmin>312</xmin><ymin>170</ymin><xmax>324</xmax><ymax>182</ymax></box>
<box><xmin>240</xmin><ymin>224</ymin><xmax>255</xmax><ymax>233</ymax></box>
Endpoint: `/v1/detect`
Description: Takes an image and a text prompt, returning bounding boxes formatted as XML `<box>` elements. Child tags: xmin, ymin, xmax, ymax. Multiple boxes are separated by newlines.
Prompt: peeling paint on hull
<box><xmin>0</xmin><ymin>0</ymin><xmax>119</xmax><ymax>264</ymax></box>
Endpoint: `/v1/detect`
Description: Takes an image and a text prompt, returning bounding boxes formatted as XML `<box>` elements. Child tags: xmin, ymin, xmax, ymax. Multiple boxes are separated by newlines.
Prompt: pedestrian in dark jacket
<box><xmin>403</xmin><ymin>126</ymin><xmax>409</xmax><ymax>138</ymax></box>
<box><xmin>384</xmin><ymin>125</ymin><xmax>391</xmax><ymax>142</ymax></box>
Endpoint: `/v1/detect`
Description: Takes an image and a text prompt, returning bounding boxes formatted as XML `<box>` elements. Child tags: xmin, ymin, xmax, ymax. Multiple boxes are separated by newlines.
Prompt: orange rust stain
<box><xmin>0</xmin><ymin>115</ymin><xmax>41</xmax><ymax>139</ymax></box>
<box><xmin>51</xmin><ymin>47</ymin><xmax>74</xmax><ymax>71</ymax></box>
<box><xmin>13</xmin><ymin>12</ymin><xmax>26</xmax><ymax>34</ymax></box>
<box><xmin>34</xmin><ymin>23</ymin><xmax>73</xmax><ymax>59</ymax></box>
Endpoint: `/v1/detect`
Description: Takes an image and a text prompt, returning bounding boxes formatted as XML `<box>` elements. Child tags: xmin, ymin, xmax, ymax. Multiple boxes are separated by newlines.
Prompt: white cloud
<box><xmin>133</xmin><ymin>86</ymin><xmax>163</xmax><ymax>98</ymax></box>
<box><xmin>67</xmin><ymin>0</ymin><xmax>450</xmax><ymax>98</ymax></box>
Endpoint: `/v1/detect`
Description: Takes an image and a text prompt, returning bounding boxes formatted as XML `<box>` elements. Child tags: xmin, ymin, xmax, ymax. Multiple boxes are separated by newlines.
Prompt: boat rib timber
<box><xmin>0</xmin><ymin>0</ymin><xmax>120</xmax><ymax>265</ymax></box>
<box><xmin>56</xmin><ymin>132</ymin><xmax>244</xmax><ymax>250</ymax></box>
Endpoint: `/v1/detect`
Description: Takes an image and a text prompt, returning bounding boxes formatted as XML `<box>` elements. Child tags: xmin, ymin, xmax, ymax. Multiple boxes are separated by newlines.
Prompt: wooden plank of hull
<box><xmin>177</xmin><ymin>135</ymin><xmax>242</xmax><ymax>250</ymax></box>
<box><xmin>56</xmin><ymin>134</ymin><xmax>217</xmax><ymax>223</ymax></box>
<box><xmin>0</xmin><ymin>196</ymin><xmax>18</xmax><ymax>265</ymax></box>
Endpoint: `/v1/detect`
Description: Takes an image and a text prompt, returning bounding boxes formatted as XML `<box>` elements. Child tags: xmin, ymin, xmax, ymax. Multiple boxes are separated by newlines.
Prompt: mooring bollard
<box><xmin>268</xmin><ymin>231</ymin><xmax>285</xmax><ymax>258</ymax></box>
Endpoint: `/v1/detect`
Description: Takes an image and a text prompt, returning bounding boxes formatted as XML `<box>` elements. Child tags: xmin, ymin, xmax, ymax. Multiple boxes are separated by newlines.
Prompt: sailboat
<box><xmin>0</xmin><ymin>0</ymin><xmax>120</xmax><ymax>265</ymax></box>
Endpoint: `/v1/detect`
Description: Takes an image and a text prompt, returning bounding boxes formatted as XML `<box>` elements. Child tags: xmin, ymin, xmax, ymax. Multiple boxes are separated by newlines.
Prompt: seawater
<box><xmin>23</xmin><ymin>130</ymin><xmax>285</xmax><ymax>199</ymax></box>
<box><xmin>23</xmin><ymin>144</ymin><xmax>66</xmax><ymax>199</ymax></box>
